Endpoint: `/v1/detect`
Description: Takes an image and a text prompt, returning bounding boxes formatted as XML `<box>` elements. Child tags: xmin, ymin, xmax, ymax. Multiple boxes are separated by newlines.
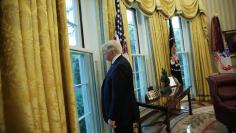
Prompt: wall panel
<box><xmin>205</xmin><ymin>0</ymin><xmax>236</xmax><ymax>31</ymax></box>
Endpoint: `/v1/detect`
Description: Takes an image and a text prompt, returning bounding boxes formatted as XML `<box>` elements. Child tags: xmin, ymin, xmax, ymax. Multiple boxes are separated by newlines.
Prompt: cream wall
<box><xmin>205</xmin><ymin>0</ymin><xmax>236</xmax><ymax>72</ymax></box>
<box><xmin>205</xmin><ymin>0</ymin><xmax>236</xmax><ymax>31</ymax></box>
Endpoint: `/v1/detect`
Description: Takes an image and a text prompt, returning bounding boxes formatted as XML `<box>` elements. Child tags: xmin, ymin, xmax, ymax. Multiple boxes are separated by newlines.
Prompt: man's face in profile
<box><xmin>103</xmin><ymin>50</ymin><xmax>113</xmax><ymax>62</ymax></box>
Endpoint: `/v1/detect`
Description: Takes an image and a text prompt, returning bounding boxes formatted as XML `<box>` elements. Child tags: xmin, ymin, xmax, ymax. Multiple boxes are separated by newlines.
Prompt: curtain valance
<box><xmin>122</xmin><ymin>0</ymin><xmax>205</xmax><ymax>18</ymax></box>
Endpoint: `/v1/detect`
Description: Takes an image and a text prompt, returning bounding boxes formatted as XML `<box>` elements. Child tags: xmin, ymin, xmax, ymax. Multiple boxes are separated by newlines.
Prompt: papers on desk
<box><xmin>146</xmin><ymin>90</ymin><xmax>159</xmax><ymax>100</ymax></box>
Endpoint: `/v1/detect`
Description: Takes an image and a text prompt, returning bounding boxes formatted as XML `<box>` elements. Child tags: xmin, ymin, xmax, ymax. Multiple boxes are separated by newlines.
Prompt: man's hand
<box><xmin>108</xmin><ymin>119</ymin><xmax>117</xmax><ymax>128</ymax></box>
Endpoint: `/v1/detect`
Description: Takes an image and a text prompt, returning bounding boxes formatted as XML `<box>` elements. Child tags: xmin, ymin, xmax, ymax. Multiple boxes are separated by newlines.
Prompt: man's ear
<box><xmin>111</xmin><ymin>50</ymin><xmax>115</xmax><ymax>56</ymax></box>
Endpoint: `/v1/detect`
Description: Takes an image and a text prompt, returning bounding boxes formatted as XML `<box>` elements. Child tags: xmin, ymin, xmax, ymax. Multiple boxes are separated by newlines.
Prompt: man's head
<box><xmin>103</xmin><ymin>40</ymin><xmax>122</xmax><ymax>61</ymax></box>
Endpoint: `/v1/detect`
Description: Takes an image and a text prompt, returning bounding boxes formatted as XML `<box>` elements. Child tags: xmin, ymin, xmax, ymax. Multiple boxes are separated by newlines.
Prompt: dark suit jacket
<box><xmin>101</xmin><ymin>55</ymin><xmax>140</xmax><ymax>127</ymax></box>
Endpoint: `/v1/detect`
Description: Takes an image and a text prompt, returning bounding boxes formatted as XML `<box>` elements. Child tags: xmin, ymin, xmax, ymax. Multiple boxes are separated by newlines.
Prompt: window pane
<box><xmin>171</xmin><ymin>16</ymin><xmax>180</xmax><ymax>29</ymax></box>
<box><xmin>132</xmin><ymin>55</ymin><xmax>147</xmax><ymax>102</ymax></box>
<box><xmin>135</xmin><ymin>73</ymin><xmax>140</xmax><ymax>89</ymax></box>
<box><xmin>72</xmin><ymin>54</ymin><xmax>81</xmax><ymax>84</ymax></box>
<box><xmin>126</xmin><ymin>9</ymin><xmax>140</xmax><ymax>54</ymax></box>
<box><xmin>173</xmin><ymin>28</ymin><xmax>182</xmax><ymax>52</ymax></box>
<box><xmin>134</xmin><ymin>57</ymin><xmax>139</xmax><ymax>72</ymax></box>
<box><xmin>79</xmin><ymin>118</ymin><xmax>87</xmax><ymax>133</ymax></box>
<box><xmin>178</xmin><ymin>53</ymin><xmax>191</xmax><ymax>88</ymax></box>
<box><xmin>66</xmin><ymin>0</ymin><xmax>81</xmax><ymax>47</ymax></box>
<box><xmin>126</xmin><ymin>10</ymin><xmax>135</xmax><ymax>25</ymax></box>
<box><xmin>135</xmin><ymin>89</ymin><xmax>142</xmax><ymax>102</ymax></box>
<box><xmin>75</xmin><ymin>85</ymin><xmax>85</xmax><ymax>117</ymax></box>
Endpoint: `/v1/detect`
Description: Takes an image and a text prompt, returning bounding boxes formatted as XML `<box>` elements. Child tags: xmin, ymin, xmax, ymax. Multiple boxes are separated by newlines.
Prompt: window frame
<box><xmin>70</xmin><ymin>49</ymin><xmax>100</xmax><ymax>133</ymax></box>
<box><xmin>171</xmin><ymin>16</ymin><xmax>194</xmax><ymax>92</ymax></box>
<box><xmin>126</xmin><ymin>9</ymin><xmax>149</xmax><ymax>104</ymax></box>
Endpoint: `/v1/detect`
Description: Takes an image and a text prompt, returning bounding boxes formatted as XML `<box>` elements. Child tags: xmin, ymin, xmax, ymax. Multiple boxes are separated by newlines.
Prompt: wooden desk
<box><xmin>137</xmin><ymin>86</ymin><xmax>192</xmax><ymax>133</ymax></box>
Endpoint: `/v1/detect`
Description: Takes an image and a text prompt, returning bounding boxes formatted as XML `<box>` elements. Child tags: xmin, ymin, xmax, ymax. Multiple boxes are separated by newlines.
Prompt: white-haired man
<box><xmin>101</xmin><ymin>40</ymin><xmax>140</xmax><ymax>133</ymax></box>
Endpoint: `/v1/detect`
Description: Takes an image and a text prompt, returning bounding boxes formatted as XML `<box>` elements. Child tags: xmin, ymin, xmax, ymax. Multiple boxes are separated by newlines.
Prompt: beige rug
<box><xmin>161</xmin><ymin>106</ymin><xmax>228</xmax><ymax>133</ymax></box>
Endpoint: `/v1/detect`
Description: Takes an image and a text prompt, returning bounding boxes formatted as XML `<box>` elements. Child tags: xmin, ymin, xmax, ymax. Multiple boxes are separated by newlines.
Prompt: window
<box><xmin>171</xmin><ymin>16</ymin><xmax>192</xmax><ymax>89</ymax></box>
<box><xmin>66</xmin><ymin>0</ymin><xmax>100</xmax><ymax>132</ymax></box>
<box><xmin>71</xmin><ymin>51</ymin><xmax>99</xmax><ymax>133</ymax></box>
<box><xmin>126</xmin><ymin>10</ymin><xmax>140</xmax><ymax>54</ymax></box>
<box><xmin>66</xmin><ymin>0</ymin><xmax>83</xmax><ymax>47</ymax></box>
<box><xmin>127</xmin><ymin>9</ymin><xmax>148</xmax><ymax>102</ymax></box>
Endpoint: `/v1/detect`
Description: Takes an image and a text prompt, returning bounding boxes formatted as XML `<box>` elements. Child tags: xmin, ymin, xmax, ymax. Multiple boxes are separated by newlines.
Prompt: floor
<box><xmin>140</xmin><ymin>100</ymin><xmax>232</xmax><ymax>133</ymax></box>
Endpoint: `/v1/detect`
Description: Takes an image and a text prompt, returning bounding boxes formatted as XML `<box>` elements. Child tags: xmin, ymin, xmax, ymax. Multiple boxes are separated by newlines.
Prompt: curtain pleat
<box><xmin>190</xmin><ymin>14</ymin><xmax>213</xmax><ymax>101</ymax></box>
<box><xmin>178</xmin><ymin>0</ymin><xmax>199</xmax><ymax>19</ymax></box>
<box><xmin>0</xmin><ymin>0</ymin><xmax>35</xmax><ymax>132</ymax></box>
<box><xmin>0</xmin><ymin>66</ymin><xmax>5</xmax><ymax>132</ymax></box>
<box><xmin>37</xmin><ymin>0</ymin><xmax>64</xmax><ymax>132</ymax></box>
<box><xmin>121</xmin><ymin>0</ymin><xmax>134</xmax><ymax>8</ymax></box>
<box><xmin>149</xmin><ymin>12</ymin><xmax>170</xmax><ymax>87</ymax></box>
<box><xmin>56</xmin><ymin>0</ymin><xmax>78</xmax><ymax>132</ymax></box>
<box><xmin>19</xmin><ymin>0</ymin><xmax>42</xmax><ymax>132</ymax></box>
<box><xmin>159</xmin><ymin>0</ymin><xmax>176</xmax><ymax>17</ymax></box>
<box><xmin>105</xmin><ymin>0</ymin><xmax>116</xmax><ymax>40</ymax></box>
<box><xmin>0</xmin><ymin>0</ymin><xmax>78</xmax><ymax>132</ymax></box>
<box><xmin>136</xmin><ymin>0</ymin><xmax>156</xmax><ymax>16</ymax></box>
<box><xmin>30</xmin><ymin>0</ymin><xmax>50</xmax><ymax>132</ymax></box>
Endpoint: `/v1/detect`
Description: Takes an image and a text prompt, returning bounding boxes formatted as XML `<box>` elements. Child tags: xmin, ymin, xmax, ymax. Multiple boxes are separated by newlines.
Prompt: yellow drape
<box><xmin>122</xmin><ymin>0</ymin><xmax>134</xmax><ymax>8</ymax></box>
<box><xmin>0</xmin><ymin>68</ymin><xmax>4</xmax><ymax>132</ymax></box>
<box><xmin>189</xmin><ymin>13</ymin><xmax>213</xmax><ymax>101</ymax></box>
<box><xmin>0</xmin><ymin>0</ymin><xmax>77</xmax><ymax>132</ymax></box>
<box><xmin>103</xmin><ymin>0</ymin><xmax>132</xmax><ymax>62</ymax></box>
<box><xmin>136</xmin><ymin>0</ymin><xmax>156</xmax><ymax>16</ymax></box>
<box><xmin>122</xmin><ymin>0</ymin><xmax>205</xmax><ymax>18</ymax></box>
<box><xmin>159</xmin><ymin>0</ymin><xmax>176</xmax><ymax>17</ymax></box>
<box><xmin>177</xmin><ymin>0</ymin><xmax>199</xmax><ymax>19</ymax></box>
<box><xmin>149</xmin><ymin>12</ymin><xmax>170</xmax><ymax>87</ymax></box>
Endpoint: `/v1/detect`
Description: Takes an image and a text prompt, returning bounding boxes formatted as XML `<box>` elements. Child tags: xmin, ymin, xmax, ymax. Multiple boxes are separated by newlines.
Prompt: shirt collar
<box><xmin>112</xmin><ymin>54</ymin><xmax>121</xmax><ymax>64</ymax></box>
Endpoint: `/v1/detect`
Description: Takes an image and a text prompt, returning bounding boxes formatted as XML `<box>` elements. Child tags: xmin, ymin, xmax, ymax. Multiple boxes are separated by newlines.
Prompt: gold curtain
<box><xmin>103</xmin><ymin>0</ymin><xmax>116</xmax><ymax>41</ymax></box>
<box><xmin>122</xmin><ymin>0</ymin><xmax>134</xmax><ymax>8</ymax></box>
<box><xmin>177</xmin><ymin>0</ymin><xmax>199</xmax><ymax>19</ymax></box>
<box><xmin>103</xmin><ymin>0</ymin><xmax>132</xmax><ymax>62</ymax></box>
<box><xmin>0</xmin><ymin>68</ymin><xmax>4</xmax><ymax>132</ymax></box>
<box><xmin>123</xmin><ymin>0</ymin><xmax>205</xmax><ymax>18</ymax></box>
<box><xmin>189</xmin><ymin>13</ymin><xmax>213</xmax><ymax>101</ymax></box>
<box><xmin>149</xmin><ymin>12</ymin><xmax>170</xmax><ymax>86</ymax></box>
<box><xmin>136</xmin><ymin>0</ymin><xmax>156</xmax><ymax>16</ymax></box>
<box><xmin>0</xmin><ymin>0</ymin><xmax>77</xmax><ymax>132</ymax></box>
<box><xmin>159</xmin><ymin>0</ymin><xmax>176</xmax><ymax>17</ymax></box>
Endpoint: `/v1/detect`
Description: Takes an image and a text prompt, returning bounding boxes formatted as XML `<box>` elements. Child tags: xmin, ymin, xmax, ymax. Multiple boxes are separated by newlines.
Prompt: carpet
<box><xmin>161</xmin><ymin>106</ymin><xmax>228</xmax><ymax>133</ymax></box>
<box><xmin>141</xmin><ymin>102</ymin><xmax>229</xmax><ymax>133</ymax></box>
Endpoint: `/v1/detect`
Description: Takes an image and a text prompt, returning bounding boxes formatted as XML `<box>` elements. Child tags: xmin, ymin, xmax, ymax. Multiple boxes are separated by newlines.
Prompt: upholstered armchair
<box><xmin>206</xmin><ymin>73</ymin><xmax>236</xmax><ymax>132</ymax></box>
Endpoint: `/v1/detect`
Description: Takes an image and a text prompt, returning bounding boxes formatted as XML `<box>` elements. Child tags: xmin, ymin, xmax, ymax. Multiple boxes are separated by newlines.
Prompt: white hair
<box><xmin>103</xmin><ymin>40</ymin><xmax>122</xmax><ymax>54</ymax></box>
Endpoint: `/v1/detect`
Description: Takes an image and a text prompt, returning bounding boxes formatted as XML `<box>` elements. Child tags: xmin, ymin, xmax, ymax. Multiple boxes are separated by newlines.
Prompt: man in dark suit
<box><xmin>101</xmin><ymin>40</ymin><xmax>140</xmax><ymax>133</ymax></box>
